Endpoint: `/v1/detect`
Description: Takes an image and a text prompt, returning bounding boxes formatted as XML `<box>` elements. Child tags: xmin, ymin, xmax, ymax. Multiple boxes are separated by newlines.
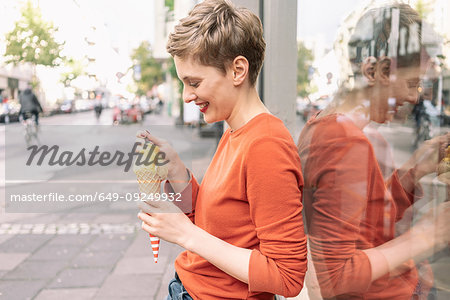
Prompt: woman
<box><xmin>297</xmin><ymin>3</ymin><xmax>450</xmax><ymax>299</ymax></box>
<box><xmin>136</xmin><ymin>1</ymin><xmax>307</xmax><ymax>299</ymax></box>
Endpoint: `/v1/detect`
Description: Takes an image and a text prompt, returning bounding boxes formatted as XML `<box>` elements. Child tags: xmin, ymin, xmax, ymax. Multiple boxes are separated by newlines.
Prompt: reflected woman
<box><xmin>297</xmin><ymin>3</ymin><xmax>450</xmax><ymax>299</ymax></box>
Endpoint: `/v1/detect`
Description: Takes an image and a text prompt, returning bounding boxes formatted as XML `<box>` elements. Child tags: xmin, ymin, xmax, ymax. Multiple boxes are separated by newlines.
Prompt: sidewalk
<box><xmin>0</xmin><ymin>113</ymin><xmax>217</xmax><ymax>300</ymax></box>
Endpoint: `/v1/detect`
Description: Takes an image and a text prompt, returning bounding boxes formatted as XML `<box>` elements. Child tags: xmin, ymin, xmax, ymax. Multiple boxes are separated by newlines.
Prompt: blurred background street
<box><xmin>0</xmin><ymin>110</ymin><xmax>219</xmax><ymax>300</ymax></box>
<box><xmin>1</xmin><ymin>0</ymin><xmax>450</xmax><ymax>299</ymax></box>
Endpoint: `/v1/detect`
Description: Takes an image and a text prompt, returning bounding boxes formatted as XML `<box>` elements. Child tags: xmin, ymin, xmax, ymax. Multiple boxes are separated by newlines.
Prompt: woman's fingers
<box><xmin>141</xmin><ymin>221</ymin><xmax>157</xmax><ymax>236</ymax></box>
<box><xmin>138</xmin><ymin>212</ymin><xmax>158</xmax><ymax>235</ymax></box>
<box><xmin>135</xmin><ymin>130</ymin><xmax>164</xmax><ymax>146</ymax></box>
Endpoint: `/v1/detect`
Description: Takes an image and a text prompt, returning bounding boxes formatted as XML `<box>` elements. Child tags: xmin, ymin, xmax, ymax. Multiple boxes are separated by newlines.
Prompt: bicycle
<box><xmin>22</xmin><ymin>112</ymin><xmax>40</xmax><ymax>147</ymax></box>
<box><xmin>414</xmin><ymin>113</ymin><xmax>432</xmax><ymax>148</ymax></box>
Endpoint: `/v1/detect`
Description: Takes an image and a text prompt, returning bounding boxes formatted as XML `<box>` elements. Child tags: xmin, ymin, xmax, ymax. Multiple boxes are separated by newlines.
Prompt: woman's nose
<box><xmin>183</xmin><ymin>89</ymin><xmax>197</xmax><ymax>103</ymax></box>
<box><xmin>406</xmin><ymin>88</ymin><xmax>419</xmax><ymax>104</ymax></box>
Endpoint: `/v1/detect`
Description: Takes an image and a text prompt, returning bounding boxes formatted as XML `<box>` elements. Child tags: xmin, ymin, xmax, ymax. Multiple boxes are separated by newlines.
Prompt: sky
<box><xmin>297</xmin><ymin>0</ymin><xmax>368</xmax><ymax>47</ymax></box>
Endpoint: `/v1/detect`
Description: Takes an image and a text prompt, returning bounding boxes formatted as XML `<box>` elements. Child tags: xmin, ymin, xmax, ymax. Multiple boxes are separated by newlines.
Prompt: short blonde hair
<box><xmin>166</xmin><ymin>0</ymin><xmax>265</xmax><ymax>86</ymax></box>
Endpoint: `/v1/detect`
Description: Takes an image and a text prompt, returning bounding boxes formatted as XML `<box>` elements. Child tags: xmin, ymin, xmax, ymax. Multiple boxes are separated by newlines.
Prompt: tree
<box><xmin>4</xmin><ymin>1</ymin><xmax>64</xmax><ymax>81</ymax></box>
<box><xmin>131</xmin><ymin>41</ymin><xmax>164</xmax><ymax>96</ymax></box>
<box><xmin>165</xmin><ymin>0</ymin><xmax>174</xmax><ymax>11</ymax></box>
<box><xmin>297</xmin><ymin>41</ymin><xmax>314</xmax><ymax>97</ymax></box>
<box><xmin>415</xmin><ymin>0</ymin><xmax>432</xmax><ymax>20</ymax></box>
<box><xmin>168</xmin><ymin>56</ymin><xmax>185</xmax><ymax>124</ymax></box>
<box><xmin>60</xmin><ymin>58</ymin><xmax>86</xmax><ymax>87</ymax></box>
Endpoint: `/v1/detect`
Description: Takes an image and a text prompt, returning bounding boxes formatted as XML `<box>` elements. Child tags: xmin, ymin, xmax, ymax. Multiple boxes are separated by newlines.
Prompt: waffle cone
<box><xmin>133</xmin><ymin>143</ymin><xmax>168</xmax><ymax>264</ymax></box>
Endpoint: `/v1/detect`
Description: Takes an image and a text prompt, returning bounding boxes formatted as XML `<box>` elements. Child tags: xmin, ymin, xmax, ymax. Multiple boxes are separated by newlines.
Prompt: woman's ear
<box><xmin>231</xmin><ymin>56</ymin><xmax>249</xmax><ymax>86</ymax></box>
<box><xmin>375</xmin><ymin>57</ymin><xmax>391</xmax><ymax>86</ymax></box>
<box><xmin>361</xmin><ymin>56</ymin><xmax>377</xmax><ymax>87</ymax></box>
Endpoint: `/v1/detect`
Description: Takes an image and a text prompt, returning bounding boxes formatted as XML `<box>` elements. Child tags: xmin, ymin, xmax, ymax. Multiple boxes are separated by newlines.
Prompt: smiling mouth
<box><xmin>198</xmin><ymin>102</ymin><xmax>209</xmax><ymax>112</ymax></box>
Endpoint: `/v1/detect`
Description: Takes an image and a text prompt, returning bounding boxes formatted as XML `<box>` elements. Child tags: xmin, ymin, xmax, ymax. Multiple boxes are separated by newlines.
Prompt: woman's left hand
<box><xmin>137</xmin><ymin>200</ymin><xmax>195</xmax><ymax>247</ymax></box>
<box><xmin>403</xmin><ymin>133</ymin><xmax>449</xmax><ymax>180</ymax></box>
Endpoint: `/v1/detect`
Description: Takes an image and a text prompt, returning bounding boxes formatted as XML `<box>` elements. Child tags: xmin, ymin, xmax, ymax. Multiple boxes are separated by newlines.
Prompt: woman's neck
<box><xmin>318</xmin><ymin>89</ymin><xmax>371</xmax><ymax>129</ymax></box>
<box><xmin>227</xmin><ymin>87</ymin><xmax>270</xmax><ymax>131</ymax></box>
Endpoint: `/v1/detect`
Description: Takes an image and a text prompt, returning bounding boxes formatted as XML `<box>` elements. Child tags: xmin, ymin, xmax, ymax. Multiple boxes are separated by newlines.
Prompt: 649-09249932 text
<box><xmin>8</xmin><ymin>192</ymin><xmax>182</xmax><ymax>202</ymax></box>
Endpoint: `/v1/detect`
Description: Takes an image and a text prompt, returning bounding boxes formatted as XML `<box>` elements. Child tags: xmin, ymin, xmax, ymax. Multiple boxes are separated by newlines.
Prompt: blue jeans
<box><xmin>165</xmin><ymin>273</ymin><xmax>193</xmax><ymax>300</ymax></box>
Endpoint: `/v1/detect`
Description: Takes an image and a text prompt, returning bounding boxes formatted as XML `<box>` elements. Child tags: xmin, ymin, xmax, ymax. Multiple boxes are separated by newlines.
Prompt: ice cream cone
<box><xmin>149</xmin><ymin>234</ymin><xmax>160</xmax><ymax>263</ymax></box>
<box><xmin>133</xmin><ymin>142</ymin><xmax>168</xmax><ymax>263</ymax></box>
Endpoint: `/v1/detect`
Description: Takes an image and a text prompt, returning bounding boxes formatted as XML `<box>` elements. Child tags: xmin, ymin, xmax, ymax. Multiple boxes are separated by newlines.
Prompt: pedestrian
<box><xmin>19</xmin><ymin>84</ymin><xmax>42</xmax><ymax>125</ymax></box>
<box><xmin>94</xmin><ymin>94</ymin><xmax>103</xmax><ymax>120</ymax></box>
<box><xmin>1</xmin><ymin>91</ymin><xmax>10</xmax><ymax>124</ymax></box>
<box><xmin>136</xmin><ymin>0</ymin><xmax>307</xmax><ymax>299</ymax></box>
<box><xmin>297</xmin><ymin>3</ymin><xmax>450</xmax><ymax>299</ymax></box>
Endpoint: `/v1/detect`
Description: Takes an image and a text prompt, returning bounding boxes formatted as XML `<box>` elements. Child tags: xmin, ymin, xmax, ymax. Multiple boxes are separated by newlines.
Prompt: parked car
<box><xmin>139</xmin><ymin>97</ymin><xmax>153</xmax><ymax>114</ymax></box>
<box><xmin>74</xmin><ymin>99</ymin><xmax>93</xmax><ymax>112</ymax></box>
<box><xmin>59</xmin><ymin>99</ymin><xmax>74</xmax><ymax>114</ymax></box>
<box><xmin>0</xmin><ymin>99</ymin><xmax>21</xmax><ymax>123</ymax></box>
<box><xmin>302</xmin><ymin>96</ymin><xmax>331</xmax><ymax>121</ymax></box>
<box><xmin>113</xmin><ymin>102</ymin><xmax>143</xmax><ymax>124</ymax></box>
<box><xmin>296</xmin><ymin>97</ymin><xmax>309</xmax><ymax>116</ymax></box>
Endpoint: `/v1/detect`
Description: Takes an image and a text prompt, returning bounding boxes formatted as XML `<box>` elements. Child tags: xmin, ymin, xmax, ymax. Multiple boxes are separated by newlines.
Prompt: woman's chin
<box><xmin>203</xmin><ymin>114</ymin><xmax>217</xmax><ymax>124</ymax></box>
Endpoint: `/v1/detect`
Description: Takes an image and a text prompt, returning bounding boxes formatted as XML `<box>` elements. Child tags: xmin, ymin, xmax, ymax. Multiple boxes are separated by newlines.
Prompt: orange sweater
<box><xmin>173</xmin><ymin>113</ymin><xmax>307</xmax><ymax>299</ymax></box>
<box><xmin>298</xmin><ymin>113</ymin><xmax>422</xmax><ymax>299</ymax></box>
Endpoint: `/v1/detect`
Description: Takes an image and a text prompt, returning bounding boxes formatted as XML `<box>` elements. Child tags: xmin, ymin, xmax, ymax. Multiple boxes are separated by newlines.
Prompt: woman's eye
<box><xmin>189</xmin><ymin>82</ymin><xmax>199</xmax><ymax>88</ymax></box>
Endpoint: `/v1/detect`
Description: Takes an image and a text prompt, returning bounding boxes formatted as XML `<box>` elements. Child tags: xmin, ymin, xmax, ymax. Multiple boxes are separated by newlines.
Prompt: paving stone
<box><xmin>0</xmin><ymin>234</ymin><xmax>53</xmax><ymax>253</ymax></box>
<box><xmin>109</xmin><ymin>201</ymin><xmax>140</xmax><ymax>212</ymax></box>
<box><xmin>95</xmin><ymin>274</ymin><xmax>159</xmax><ymax>298</ymax></box>
<box><xmin>94</xmin><ymin>297</ymin><xmax>151</xmax><ymax>300</ymax></box>
<box><xmin>121</xmin><ymin>230</ymin><xmax>154</xmax><ymax>257</ymax></box>
<box><xmin>71</xmin><ymin>204</ymin><xmax>112</xmax><ymax>214</ymax></box>
<box><xmin>48</xmin><ymin>267</ymin><xmax>112</xmax><ymax>288</ymax></box>
<box><xmin>72</xmin><ymin>251</ymin><xmax>123</xmax><ymax>268</ymax></box>
<box><xmin>34</xmin><ymin>288</ymin><xmax>98</xmax><ymax>300</ymax></box>
<box><xmin>0</xmin><ymin>280</ymin><xmax>47</xmax><ymax>300</ymax></box>
<box><xmin>0</xmin><ymin>234</ymin><xmax>14</xmax><ymax>244</ymax></box>
<box><xmin>113</xmin><ymin>256</ymin><xmax>167</xmax><ymax>275</ymax></box>
<box><xmin>0</xmin><ymin>253</ymin><xmax>29</xmax><ymax>270</ymax></box>
<box><xmin>83</xmin><ymin>234</ymin><xmax>134</xmax><ymax>253</ymax></box>
<box><xmin>15</xmin><ymin>213</ymin><xmax>62</xmax><ymax>224</ymax></box>
<box><xmin>92</xmin><ymin>214</ymin><xmax>134</xmax><ymax>224</ymax></box>
<box><xmin>46</xmin><ymin>234</ymin><xmax>94</xmax><ymax>247</ymax></box>
<box><xmin>58</xmin><ymin>213</ymin><xmax>98</xmax><ymax>223</ymax></box>
<box><xmin>155</xmin><ymin>257</ymin><xmax>177</xmax><ymax>300</ymax></box>
<box><xmin>3</xmin><ymin>260</ymin><xmax>67</xmax><ymax>280</ymax></box>
<box><xmin>28</xmin><ymin>244</ymin><xmax>82</xmax><ymax>261</ymax></box>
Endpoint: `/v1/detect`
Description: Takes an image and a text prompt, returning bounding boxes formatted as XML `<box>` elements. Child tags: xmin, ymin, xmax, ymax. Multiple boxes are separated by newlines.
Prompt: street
<box><xmin>0</xmin><ymin>111</ymin><xmax>449</xmax><ymax>299</ymax></box>
<box><xmin>0</xmin><ymin>109</ymin><xmax>217</xmax><ymax>300</ymax></box>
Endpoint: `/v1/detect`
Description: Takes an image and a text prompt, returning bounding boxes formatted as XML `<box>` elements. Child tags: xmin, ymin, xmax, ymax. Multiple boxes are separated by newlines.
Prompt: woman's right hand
<box><xmin>414</xmin><ymin>201</ymin><xmax>450</xmax><ymax>249</ymax></box>
<box><xmin>136</xmin><ymin>130</ymin><xmax>190</xmax><ymax>190</ymax></box>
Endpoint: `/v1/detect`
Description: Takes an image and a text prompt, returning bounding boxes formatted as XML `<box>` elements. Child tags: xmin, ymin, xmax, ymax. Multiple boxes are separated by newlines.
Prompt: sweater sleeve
<box><xmin>304</xmin><ymin>134</ymin><xmax>375</xmax><ymax>298</ymax></box>
<box><xmin>164</xmin><ymin>169</ymin><xmax>199</xmax><ymax>223</ymax></box>
<box><xmin>246</xmin><ymin>137</ymin><xmax>307</xmax><ymax>297</ymax></box>
<box><xmin>386</xmin><ymin>169</ymin><xmax>423</xmax><ymax>222</ymax></box>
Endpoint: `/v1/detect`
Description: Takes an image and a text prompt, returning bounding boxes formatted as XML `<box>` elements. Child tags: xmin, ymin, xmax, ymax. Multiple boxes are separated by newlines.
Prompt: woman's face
<box><xmin>174</xmin><ymin>56</ymin><xmax>237</xmax><ymax>124</ymax></box>
<box><xmin>369</xmin><ymin>60</ymin><xmax>421</xmax><ymax>123</ymax></box>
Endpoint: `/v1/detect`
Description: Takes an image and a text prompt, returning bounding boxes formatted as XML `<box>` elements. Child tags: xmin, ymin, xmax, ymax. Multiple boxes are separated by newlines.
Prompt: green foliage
<box><xmin>415</xmin><ymin>0</ymin><xmax>432</xmax><ymax>19</ymax></box>
<box><xmin>4</xmin><ymin>1</ymin><xmax>64</xmax><ymax>67</ymax></box>
<box><xmin>168</xmin><ymin>56</ymin><xmax>184</xmax><ymax>121</ymax></box>
<box><xmin>297</xmin><ymin>41</ymin><xmax>314</xmax><ymax>97</ymax></box>
<box><xmin>130</xmin><ymin>41</ymin><xmax>163</xmax><ymax>96</ymax></box>
<box><xmin>60</xmin><ymin>58</ymin><xmax>86</xmax><ymax>87</ymax></box>
<box><xmin>165</xmin><ymin>0</ymin><xmax>174</xmax><ymax>11</ymax></box>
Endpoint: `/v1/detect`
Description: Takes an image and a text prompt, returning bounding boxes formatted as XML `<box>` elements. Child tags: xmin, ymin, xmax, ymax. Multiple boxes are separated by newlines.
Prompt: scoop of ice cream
<box><xmin>133</xmin><ymin>143</ymin><xmax>169</xmax><ymax>179</ymax></box>
<box><xmin>437</xmin><ymin>145</ymin><xmax>450</xmax><ymax>184</ymax></box>
<box><xmin>437</xmin><ymin>158</ymin><xmax>450</xmax><ymax>175</ymax></box>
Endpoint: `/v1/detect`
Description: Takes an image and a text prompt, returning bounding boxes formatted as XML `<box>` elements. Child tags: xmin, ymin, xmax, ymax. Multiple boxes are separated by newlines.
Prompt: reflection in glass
<box><xmin>297</xmin><ymin>2</ymin><xmax>449</xmax><ymax>299</ymax></box>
